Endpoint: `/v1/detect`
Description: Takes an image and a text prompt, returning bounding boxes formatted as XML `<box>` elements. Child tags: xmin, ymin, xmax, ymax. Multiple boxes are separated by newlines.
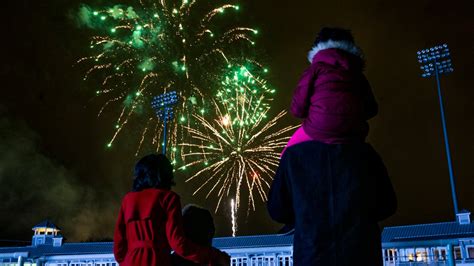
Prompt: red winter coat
<box><xmin>113</xmin><ymin>188</ymin><xmax>222</xmax><ymax>266</ymax></box>
<box><xmin>291</xmin><ymin>48</ymin><xmax>378</xmax><ymax>144</ymax></box>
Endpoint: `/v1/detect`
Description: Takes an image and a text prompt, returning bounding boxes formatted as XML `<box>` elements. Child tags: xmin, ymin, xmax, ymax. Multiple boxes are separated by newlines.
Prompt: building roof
<box><xmin>382</xmin><ymin>221</ymin><xmax>474</xmax><ymax>243</ymax></box>
<box><xmin>0</xmin><ymin>233</ymin><xmax>294</xmax><ymax>258</ymax></box>
<box><xmin>212</xmin><ymin>233</ymin><xmax>293</xmax><ymax>249</ymax></box>
<box><xmin>0</xmin><ymin>242</ymin><xmax>112</xmax><ymax>258</ymax></box>
<box><xmin>32</xmin><ymin>220</ymin><xmax>60</xmax><ymax>230</ymax></box>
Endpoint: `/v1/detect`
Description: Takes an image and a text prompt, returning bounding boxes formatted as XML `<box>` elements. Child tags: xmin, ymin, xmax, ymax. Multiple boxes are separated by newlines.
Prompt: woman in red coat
<box><xmin>113</xmin><ymin>154</ymin><xmax>230</xmax><ymax>266</ymax></box>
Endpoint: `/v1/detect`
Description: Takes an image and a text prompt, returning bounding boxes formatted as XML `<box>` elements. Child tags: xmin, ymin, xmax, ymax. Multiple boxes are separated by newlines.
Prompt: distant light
<box><xmin>234</xmin><ymin>5</ymin><xmax>240</xmax><ymax>10</ymax></box>
<box><xmin>111</xmin><ymin>28</ymin><xmax>116</xmax><ymax>33</ymax></box>
<box><xmin>222</xmin><ymin>115</ymin><xmax>231</xmax><ymax>126</ymax></box>
<box><xmin>107</xmin><ymin>143</ymin><xmax>112</xmax><ymax>148</ymax></box>
<box><xmin>93</xmin><ymin>11</ymin><xmax>99</xmax><ymax>16</ymax></box>
<box><xmin>100</xmin><ymin>16</ymin><xmax>106</xmax><ymax>20</ymax></box>
<box><xmin>263</xmin><ymin>68</ymin><xmax>269</xmax><ymax>73</ymax></box>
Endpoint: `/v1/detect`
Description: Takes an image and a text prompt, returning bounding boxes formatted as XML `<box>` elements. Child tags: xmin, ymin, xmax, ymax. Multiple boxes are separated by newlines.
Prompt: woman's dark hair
<box><xmin>313</xmin><ymin>27</ymin><xmax>355</xmax><ymax>46</ymax></box>
<box><xmin>181</xmin><ymin>204</ymin><xmax>215</xmax><ymax>246</ymax></box>
<box><xmin>132</xmin><ymin>154</ymin><xmax>175</xmax><ymax>191</ymax></box>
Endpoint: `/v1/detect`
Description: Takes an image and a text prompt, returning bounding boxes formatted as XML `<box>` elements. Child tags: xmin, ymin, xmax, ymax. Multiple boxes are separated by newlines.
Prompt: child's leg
<box><xmin>281</xmin><ymin>126</ymin><xmax>314</xmax><ymax>157</ymax></box>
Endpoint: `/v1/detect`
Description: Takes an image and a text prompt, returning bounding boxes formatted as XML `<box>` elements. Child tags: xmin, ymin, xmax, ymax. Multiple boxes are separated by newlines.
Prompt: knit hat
<box><xmin>313</xmin><ymin>27</ymin><xmax>355</xmax><ymax>46</ymax></box>
<box><xmin>308</xmin><ymin>27</ymin><xmax>364</xmax><ymax>63</ymax></box>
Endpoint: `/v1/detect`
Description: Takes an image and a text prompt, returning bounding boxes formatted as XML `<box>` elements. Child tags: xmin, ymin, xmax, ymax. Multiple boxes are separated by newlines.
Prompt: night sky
<box><xmin>1</xmin><ymin>0</ymin><xmax>473</xmax><ymax>243</ymax></box>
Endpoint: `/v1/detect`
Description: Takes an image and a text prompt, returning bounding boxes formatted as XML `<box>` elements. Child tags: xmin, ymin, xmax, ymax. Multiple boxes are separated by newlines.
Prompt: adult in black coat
<box><xmin>268</xmin><ymin>141</ymin><xmax>397</xmax><ymax>266</ymax></box>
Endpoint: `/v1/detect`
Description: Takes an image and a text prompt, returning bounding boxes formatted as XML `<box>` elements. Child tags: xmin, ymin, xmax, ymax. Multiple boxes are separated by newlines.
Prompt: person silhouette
<box><xmin>171</xmin><ymin>204</ymin><xmax>217</xmax><ymax>266</ymax></box>
<box><xmin>114</xmin><ymin>154</ymin><xmax>230</xmax><ymax>266</ymax></box>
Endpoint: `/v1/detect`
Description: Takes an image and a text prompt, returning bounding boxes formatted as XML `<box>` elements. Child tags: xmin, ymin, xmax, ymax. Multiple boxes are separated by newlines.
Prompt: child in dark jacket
<box><xmin>171</xmin><ymin>205</ymin><xmax>217</xmax><ymax>266</ymax></box>
<box><xmin>283</xmin><ymin>27</ymin><xmax>378</xmax><ymax>154</ymax></box>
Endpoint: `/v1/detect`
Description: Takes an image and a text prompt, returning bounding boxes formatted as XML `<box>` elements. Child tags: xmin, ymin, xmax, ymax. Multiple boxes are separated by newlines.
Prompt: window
<box><xmin>250</xmin><ymin>256</ymin><xmax>275</xmax><ymax>265</ymax></box>
<box><xmin>95</xmin><ymin>262</ymin><xmax>116</xmax><ymax>266</ymax></box>
<box><xmin>433</xmin><ymin>249</ymin><xmax>440</xmax><ymax>261</ymax></box>
<box><xmin>36</xmin><ymin>238</ymin><xmax>44</xmax><ymax>245</ymax></box>
<box><xmin>454</xmin><ymin>246</ymin><xmax>462</xmax><ymax>260</ymax></box>
<box><xmin>407</xmin><ymin>252</ymin><xmax>415</xmax><ymax>262</ymax></box>
<box><xmin>440</xmin><ymin>249</ymin><xmax>447</xmax><ymax>261</ymax></box>
<box><xmin>468</xmin><ymin>247</ymin><xmax>474</xmax><ymax>259</ymax></box>
<box><xmin>416</xmin><ymin>250</ymin><xmax>428</xmax><ymax>262</ymax></box>
<box><xmin>70</xmin><ymin>263</ymin><xmax>92</xmax><ymax>266</ymax></box>
<box><xmin>53</xmin><ymin>238</ymin><xmax>62</xmax><ymax>247</ymax></box>
<box><xmin>384</xmin><ymin>249</ymin><xmax>398</xmax><ymax>262</ymax></box>
<box><xmin>277</xmin><ymin>255</ymin><xmax>292</xmax><ymax>266</ymax></box>
<box><xmin>231</xmin><ymin>257</ymin><xmax>248</xmax><ymax>266</ymax></box>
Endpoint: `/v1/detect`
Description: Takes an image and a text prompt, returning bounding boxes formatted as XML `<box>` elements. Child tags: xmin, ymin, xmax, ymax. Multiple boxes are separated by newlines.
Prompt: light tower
<box><xmin>151</xmin><ymin>91</ymin><xmax>178</xmax><ymax>155</ymax></box>
<box><xmin>417</xmin><ymin>44</ymin><xmax>458</xmax><ymax>216</ymax></box>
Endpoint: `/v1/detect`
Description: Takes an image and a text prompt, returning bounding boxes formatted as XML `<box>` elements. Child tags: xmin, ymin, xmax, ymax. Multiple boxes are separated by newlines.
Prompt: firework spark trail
<box><xmin>231</xmin><ymin>199</ymin><xmax>237</xmax><ymax>237</ymax></box>
<box><xmin>77</xmin><ymin>0</ymin><xmax>261</xmax><ymax>162</ymax></box>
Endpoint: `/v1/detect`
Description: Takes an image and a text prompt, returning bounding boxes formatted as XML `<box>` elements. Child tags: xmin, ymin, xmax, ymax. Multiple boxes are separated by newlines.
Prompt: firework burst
<box><xmin>179</xmin><ymin>70</ymin><xmax>297</xmax><ymax>213</ymax></box>
<box><xmin>77</xmin><ymin>0</ymin><xmax>261</xmax><ymax>159</ymax></box>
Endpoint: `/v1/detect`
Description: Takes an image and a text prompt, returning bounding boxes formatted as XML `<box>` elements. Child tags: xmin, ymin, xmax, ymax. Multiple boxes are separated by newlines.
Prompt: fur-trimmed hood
<box><xmin>308</xmin><ymin>40</ymin><xmax>364</xmax><ymax>63</ymax></box>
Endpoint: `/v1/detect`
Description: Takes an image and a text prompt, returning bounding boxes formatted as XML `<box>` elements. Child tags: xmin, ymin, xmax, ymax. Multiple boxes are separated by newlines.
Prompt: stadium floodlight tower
<box><xmin>417</xmin><ymin>44</ymin><xmax>458</xmax><ymax>216</ymax></box>
<box><xmin>151</xmin><ymin>91</ymin><xmax>178</xmax><ymax>155</ymax></box>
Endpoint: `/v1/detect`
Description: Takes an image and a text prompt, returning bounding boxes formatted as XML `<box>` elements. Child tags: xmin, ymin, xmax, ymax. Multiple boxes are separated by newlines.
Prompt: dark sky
<box><xmin>1</xmin><ymin>0</ymin><xmax>473</xmax><ymax>242</ymax></box>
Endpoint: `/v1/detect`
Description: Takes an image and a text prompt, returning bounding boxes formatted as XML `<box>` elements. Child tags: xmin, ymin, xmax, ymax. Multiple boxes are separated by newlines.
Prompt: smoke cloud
<box><xmin>77</xmin><ymin>5</ymin><xmax>95</xmax><ymax>28</ymax></box>
<box><xmin>0</xmin><ymin>108</ymin><xmax>116</xmax><ymax>242</ymax></box>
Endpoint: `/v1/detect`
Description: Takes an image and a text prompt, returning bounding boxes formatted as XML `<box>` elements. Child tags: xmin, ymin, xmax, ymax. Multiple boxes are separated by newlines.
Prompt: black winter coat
<box><xmin>267</xmin><ymin>141</ymin><xmax>397</xmax><ymax>266</ymax></box>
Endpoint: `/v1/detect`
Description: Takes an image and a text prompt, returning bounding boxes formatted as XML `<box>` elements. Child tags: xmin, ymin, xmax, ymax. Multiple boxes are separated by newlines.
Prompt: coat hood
<box><xmin>308</xmin><ymin>40</ymin><xmax>364</xmax><ymax>70</ymax></box>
